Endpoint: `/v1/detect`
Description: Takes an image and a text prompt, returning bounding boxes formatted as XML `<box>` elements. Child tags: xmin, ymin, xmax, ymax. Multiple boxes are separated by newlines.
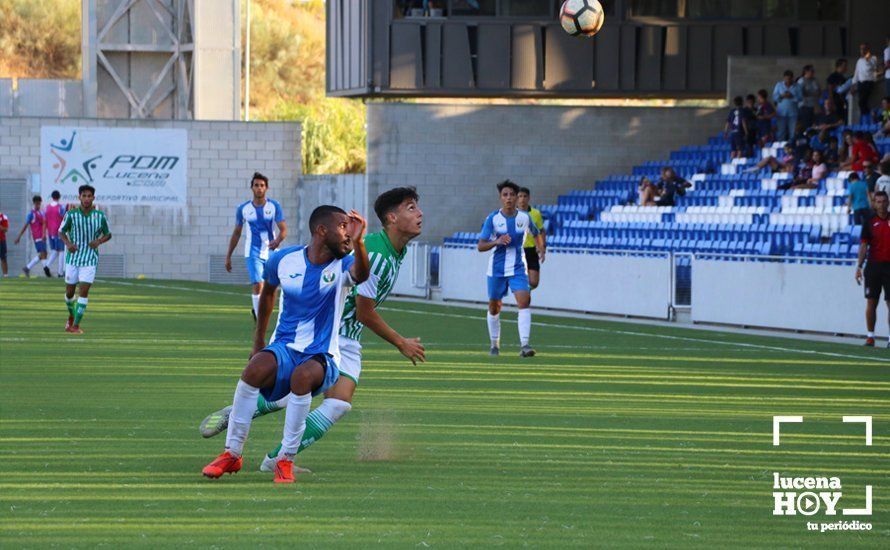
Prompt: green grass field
<box><xmin>0</xmin><ymin>278</ymin><xmax>887</xmax><ymax>547</ymax></box>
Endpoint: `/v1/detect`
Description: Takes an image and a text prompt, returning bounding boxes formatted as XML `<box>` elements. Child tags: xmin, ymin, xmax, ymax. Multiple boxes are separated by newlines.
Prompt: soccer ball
<box><xmin>560</xmin><ymin>0</ymin><xmax>605</xmax><ymax>37</ymax></box>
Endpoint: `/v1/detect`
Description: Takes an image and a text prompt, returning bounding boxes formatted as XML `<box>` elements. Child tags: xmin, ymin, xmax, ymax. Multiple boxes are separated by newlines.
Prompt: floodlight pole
<box><xmin>245</xmin><ymin>0</ymin><xmax>251</xmax><ymax>121</ymax></box>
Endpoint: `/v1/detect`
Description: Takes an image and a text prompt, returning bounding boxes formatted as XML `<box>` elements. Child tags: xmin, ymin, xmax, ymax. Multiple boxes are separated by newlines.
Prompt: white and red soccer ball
<box><xmin>560</xmin><ymin>0</ymin><xmax>605</xmax><ymax>38</ymax></box>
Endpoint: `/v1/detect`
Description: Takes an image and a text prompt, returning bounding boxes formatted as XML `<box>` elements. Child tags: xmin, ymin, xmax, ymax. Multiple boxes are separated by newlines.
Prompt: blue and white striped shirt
<box><xmin>235</xmin><ymin>199</ymin><xmax>284</xmax><ymax>260</ymax></box>
<box><xmin>264</xmin><ymin>246</ymin><xmax>356</xmax><ymax>365</ymax></box>
<box><xmin>480</xmin><ymin>209</ymin><xmax>539</xmax><ymax>277</ymax></box>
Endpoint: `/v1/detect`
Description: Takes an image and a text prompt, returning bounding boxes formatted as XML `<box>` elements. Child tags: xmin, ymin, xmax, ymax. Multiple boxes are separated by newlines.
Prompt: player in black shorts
<box><xmin>856</xmin><ymin>191</ymin><xmax>890</xmax><ymax>347</ymax></box>
<box><xmin>517</xmin><ymin>187</ymin><xmax>546</xmax><ymax>289</ymax></box>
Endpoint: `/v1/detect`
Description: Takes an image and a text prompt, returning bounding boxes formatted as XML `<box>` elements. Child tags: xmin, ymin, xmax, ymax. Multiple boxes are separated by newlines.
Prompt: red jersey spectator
<box><xmin>843</xmin><ymin>131</ymin><xmax>880</xmax><ymax>171</ymax></box>
<box><xmin>856</xmin><ymin>190</ymin><xmax>890</xmax><ymax>346</ymax></box>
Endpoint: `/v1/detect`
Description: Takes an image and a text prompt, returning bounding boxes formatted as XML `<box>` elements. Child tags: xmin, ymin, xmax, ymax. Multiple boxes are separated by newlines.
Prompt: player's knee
<box><xmin>290</xmin><ymin>363</ymin><xmax>323</xmax><ymax>395</ymax></box>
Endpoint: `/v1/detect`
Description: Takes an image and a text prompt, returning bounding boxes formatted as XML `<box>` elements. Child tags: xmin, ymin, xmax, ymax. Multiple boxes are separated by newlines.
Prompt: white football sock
<box><xmin>487</xmin><ymin>312</ymin><xmax>500</xmax><ymax>348</ymax></box>
<box><xmin>518</xmin><ymin>308</ymin><xmax>532</xmax><ymax>347</ymax></box>
<box><xmin>41</xmin><ymin>258</ymin><xmax>48</xmax><ymax>268</ymax></box>
<box><xmin>251</xmin><ymin>293</ymin><xmax>260</xmax><ymax>317</ymax></box>
<box><xmin>868</xmin><ymin>331</ymin><xmax>875</xmax><ymax>338</ymax></box>
<box><xmin>57</xmin><ymin>251</ymin><xmax>64</xmax><ymax>272</ymax></box>
<box><xmin>316</xmin><ymin>398</ymin><xmax>352</xmax><ymax>424</ymax></box>
<box><xmin>279</xmin><ymin>393</ymin><xmax>312</xmax><ymax>457</ymax></box>
<box><xmin>26</xmin><ymin>255</ymin><xmax>40</xmax><ymax>269</ymax></box>
<box><xmin>47</xmin><ymin>250</ymin><xmax>58</xmax><ymax>269</ymax></box>
<box><xmin>224</xmin><ymin>380</ymin><xmax>260</xmax><ymax>457</ymax></box>
<box><xmin>272</xmin><ymin>395</ymin><xmax>291</xmax><ymax>410</ymax></box>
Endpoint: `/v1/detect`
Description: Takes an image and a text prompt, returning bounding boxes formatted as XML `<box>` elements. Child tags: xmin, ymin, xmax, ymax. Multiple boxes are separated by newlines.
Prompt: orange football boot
<box><xmin>202</xmin><ymin>451</ymin><xmax>243</xmax><ymax>478</ymax></box>
<box><xmin>273</xmin><ymin>458</ymin><xmax>295</xmax><ymax>483</ymax></box>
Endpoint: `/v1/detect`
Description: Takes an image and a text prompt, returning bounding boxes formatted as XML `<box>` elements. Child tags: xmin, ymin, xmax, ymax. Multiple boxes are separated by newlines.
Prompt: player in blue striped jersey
<box><xmin>225</xmin><ymin>172</ymin><xmax>288</xmax><ymax>320</ymax></box>
<box><xmin>477</xmin><ymin>180</ymin><xmax>543</xmax><ymax>357</ymax></box>
<box><xmin>203</xmin><ymin>205</ymin><xmax>370</xmax><ymax>483</ymax></box>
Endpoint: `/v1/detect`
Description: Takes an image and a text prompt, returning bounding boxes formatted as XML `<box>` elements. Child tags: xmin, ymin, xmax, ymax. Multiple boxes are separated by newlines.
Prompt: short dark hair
<box><xmin>251</xmin><ymin>172</ymin><xmax>269</xmax><ymax>187</ymax></box>
<box><xmin>783</xmin><ymin>69</ymin><xmax>794</xmax><ymax>78</ymax></box>
<box><xmin>308</xmin><ymin>205</ymin><xmax>347</xmax><ymax>234</ymax></box>
<box><xmin>51</xmin><ymin>190</ymin><xmax>61</xmax><ymax>200</ymax></box>
<box><xmin>374</xmin><ymin>186</ymin><xmax>419</xmax><ymax>226</ymax></box>
<box><xmin>757</xmin><ymin>89</ymin><xmax>769</xmax><ymax>98</ymax></box>
<box><xmin>802</xmin><ymin>64</ymin><xmax>814</xmax><ymax>73</ymax></box>
<box><xmin>745</xmin><ymin>94</ymin><xmax>756</xmax><ymax>102</ymax></box>
<box><xmin>32</xmin><ymin>195</ymin><xmax>42</xmax><ymax>203</ymax></box>
<box><xmin>78</xmin><ymin>184</ymin><xmax>96</xmax><ymax>195</ymax></box>
<box><xmin>853</xmin><ymin>131</ymin><xmax>865</xmax><ymax>139</ymax></box>
<box><xmin>835</xmin><ymin>58</ymin><xmax>847</xmax><ymax>68</ymax></box>
<box><xmin>881</xmin><ymin>160</ymin><xmax>890</xmax><ymax>175</ymax></box>
<box><xmin>874</xmin><ymin>191</ymin><xmax>888</xmax><ymax>200</ymax></box>
<box><xmin>518</xmin><ymin>186</ymin><xmax>531</xmax><ymax>196</ymax></box>
<box><xmin>496</xmin><ymin>179</ymin><xmax>519</xmax><ymax>194</ymax></box>
<box><xmin>733</xmin><ymin>96</ymin><xmax>743</xmax><ymax>106</ymax></box>
<box><xmin>847</xmin><ymin>172</ymin><xmax>860</xmax><ymax>181</ymax></box>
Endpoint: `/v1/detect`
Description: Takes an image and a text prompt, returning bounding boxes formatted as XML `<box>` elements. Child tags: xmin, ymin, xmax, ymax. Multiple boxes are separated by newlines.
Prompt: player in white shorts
<box><xmin>199</xmin><ymin>187</ymin><xmax>426</xmax><ymax>472</ymax></box>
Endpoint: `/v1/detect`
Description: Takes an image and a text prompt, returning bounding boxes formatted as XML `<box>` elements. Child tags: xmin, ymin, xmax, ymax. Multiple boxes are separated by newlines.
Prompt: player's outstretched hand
<box><xmin>855</xmin><ymin>267</ymin><xmax>863</xmax><ymax>285</ymax></box>
<box><xmin>347</xmin><ymin>210</ymin><xmax>367</xmax><ymax>242</ymax></box>
<box><xmin>496</xmin><ymin>234</ymin><xmax>511</xmax><ymax>246</ymax></box>
<box><xmin>225</xmin><ymin>256</ymin><xmax>232</xmax><ymax>272</ymax></box>
<box><xmin>397</xmin><ymin>337</ymin><xmax>426</xmax><ymax>366</ymax></box>
<box><xmin>538</xmin><ymin>247</ymin><xmax>546</xmax><ymax>263</ymax></box>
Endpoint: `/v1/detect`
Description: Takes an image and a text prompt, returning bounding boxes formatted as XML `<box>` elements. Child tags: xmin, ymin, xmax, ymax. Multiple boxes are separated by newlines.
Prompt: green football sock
<box><xmin>266</xmin><ymin>409</ymin><xmax>332</xmax><ymax>458</ymax></box>
<box><xmin>253</xmin><ymin>394</ymin><xmax>285</xmax><ymax>418</ymax></box>
<box><xmin>73</xmin><ymin>298</ymin><xmax>88</xmax><ymax>325</ymax></box>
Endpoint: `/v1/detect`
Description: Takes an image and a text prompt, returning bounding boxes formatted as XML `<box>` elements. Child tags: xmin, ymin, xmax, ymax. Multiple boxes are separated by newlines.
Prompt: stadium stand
<box><xmin>447</xmin><ymin>123</ymin><xmax>890</xmax><ymax>264</ymax></box>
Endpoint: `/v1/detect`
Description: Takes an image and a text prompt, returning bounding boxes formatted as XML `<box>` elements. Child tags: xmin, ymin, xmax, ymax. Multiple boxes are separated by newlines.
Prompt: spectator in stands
<box><xmin>875</xmin><ymin>160</ymin><xmax>890</xmax><ymax>196</ymax></box>
<box><xmin>843</xmin><ymin>132</ymin><xmax>881</xmax><ymax>171</ymax></box>
<box><xmin>863</xmin><ymin>160</ymin><xmax>880</xmax><ymax>193</ymax></box>
<box><xmin>797</xmin><ymin>65</ymin><xmax>821</xmax><ymax>130</ymax></box>
<box><xmin>813</xmin><ymin>98</ymin><xmax>843</xmax><ymax>132</ymax></box>
<box><xmin>780</xmin><ymin>149</ymin><xmax>816</xmax><ymax>190</ymax></box>
<box><xmin>853</xmin><ymin>43</ymin><xmax>882</xmax><ymax>124</ymax></box>
<box><xmin>807</xmin><ymin>150</ymin><xmax>829</xmax><ymax>187</ymax></box>
<box><xmin>773</xmin><ymin>70</ymin><xmax>802</xmax><ymax>141</ymax></box>
<box><xmin>638</xmin><ymin>177</ymin><xmax>657</xmax><ymax>206</ymax></box>
<box><xmin>874</xmin><ymin>96</ymin><xmax>890</xmax><ymax>140</ymax></box>
<box><xmin>755</xmin><ymin>89</ymin><xmax>776</xmax><ymax>146</ymax></box>
<box><xmin>855</xmin><ymin>190</ymin><xmax>890</xmax><ymax>347</ymax></box>
<box><xmin>809</xmin><ymin>128</ymin><xmax>831</xmax><ymax>153</ymax></box>
<box><xmin>743</xmin><ymin>94</ymin><xmax>758</xmax><ymax>156</ymax></box>
<box><xmin>725</xmin><ymin>96</ymin><xmax>748</xmax><ymax>159</ymax></box>
<box><xmin>839</xmin><ymin>129</ymin><xmax>854</xmax><ymax>165</ymax></box>
<box><xmin>746</xmin><ymin>143</ymin><xmax>797</xmax><ymax>174</ymax></box>
<box><xmin>827</xmin><ymin>58</ymin><xmax>851</xmax><ymax>119</ymax></box>
<box><xmin>825</xmin><ymin>135</ymin><xmax>840</xmax><ymax>168</ymax></box>
<box><xmin>847</xmin><ymin>173</ymin><xmax>871</xmax><ymax>226</ymax></box>
<box><xmin>654</xmin><ymin>167</ymin><xmax>690</xmax><ymax>207</ymax></box>
<box><xmin>884</xmin><ymin>37</ymin><xmax>890</xmax><ymax>97</ymax></box>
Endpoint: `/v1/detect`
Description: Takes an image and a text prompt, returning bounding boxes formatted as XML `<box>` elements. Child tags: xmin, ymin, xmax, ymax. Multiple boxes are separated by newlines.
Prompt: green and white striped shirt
<box><xmin>60</xmin><ymin>208</ymin><xmax>111</xmax><ymax>267</ymax></box>
<box><xmin>339</xmin><ymin>230</ymin><xmax>405</xmax><ymax>341</ymax></box>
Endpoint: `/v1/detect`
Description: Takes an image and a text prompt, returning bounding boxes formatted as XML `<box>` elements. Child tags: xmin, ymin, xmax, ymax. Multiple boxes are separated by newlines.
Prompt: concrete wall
<box><xmin>367</xmin><ymin>102</ymin><xmax>724</xmax><ymax>242</ymax></box>
<box><xmin>0</xmin><ymin>117</ymin><xmax>300</xmax><ymax>281</ymax></box>
<box><xmin>726</xmin><ymin>56</ymin><xmax>837</xmax><ymax>103</ymax></box>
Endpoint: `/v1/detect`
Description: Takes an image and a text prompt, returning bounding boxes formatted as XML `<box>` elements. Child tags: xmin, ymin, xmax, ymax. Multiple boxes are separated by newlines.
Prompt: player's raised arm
<box><xmin>347</xmin><ymin>210</ymin><xmax>370</xmax><ymax>284</ymax></box>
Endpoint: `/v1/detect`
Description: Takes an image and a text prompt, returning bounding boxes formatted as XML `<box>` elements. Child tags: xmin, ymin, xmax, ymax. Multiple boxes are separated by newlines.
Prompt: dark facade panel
<box><xmin>823</xmin><ymin>25</ymin><xmax>844</xmax><ymax>56</ymax></box>
<box><xmin>619</xmin><ymin>25</ymin><xmax>636</xmax><ymax>90</ymax></box>
<box><xmin>371</xmin><ymin>0</ymin><xmax>391</xmax><ymax>89</ymax></box>
<box><xmin>712</xmin><ymin>25</ymin><xmax>743</xmax><ymax>90</ymax></box>
<box><xmin>511</xmin><ymin>25</ymin><xmax>541</xmax><ymax>89</ymax></box>
<box><xmin>798</xmin><ymin>24</ymin><xmax>824</xmax><ymax>56</ymax></box>
<box><xmin>442</xmin><ymin>23</ymin><xmax>474</xmax><ymax>88</ymax></box>
<box><xmin>390</xmin><ymin>24</ymin><xmax>422</xmax><ymax>89</ymax></box>
<box><xmin>637</xmin><ymin>26</ymin><xmax>663</xmax><ymax>91</ymax></box>
<box><xmin>662</xmin><ymin>26</ymin><xmax>687</xmax><ymax>91</ymax></box>
<box><xmin>477</xmin><ymin>24</ymin><xmax>511</xmax><ymax>89</ymax></box>
<box><xmin>746</xmin><ymin>26</ymin><xmax>764</xmax><ymax>55</ymax></box>
<box><xmin>544</xmin><ymin>24</ymin><xmax>593</xmax><ymax>91</ymax></box>
<box><xmin>763</xmin><ymin>25</ymin><xmax>791</xmax><ymax>55</ymax></box>
<box><xmin>593</xmin><ymin>23</ymin><xmax>620</xmax><ymax>91</ymax></box>
<box><xmin>424</xmin><ymin>24</ymin><xmax>443</xmax><ymax>88</ymax></box>
<box><xmin>686</xmin><ymin>26</ymin><xmax>712</xmax><ymax>92</ymax></box>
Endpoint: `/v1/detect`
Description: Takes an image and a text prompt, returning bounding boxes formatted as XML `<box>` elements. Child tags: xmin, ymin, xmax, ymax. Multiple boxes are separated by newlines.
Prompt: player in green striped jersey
<box><xmin>199</xmin><ymin>187</ymin><xmax>426</xmax><ymax>471</ymax></box>
<box><xmin>58</xmin><ymin>185</ymin><xmax>112</xmax><ymax>334</ymax></box>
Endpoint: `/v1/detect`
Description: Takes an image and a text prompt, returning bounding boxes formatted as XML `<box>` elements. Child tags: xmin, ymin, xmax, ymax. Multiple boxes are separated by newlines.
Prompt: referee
<box><xmin>856</xmin><ymin>190</ymin><xmax>890</xmax><ymax>347</ymax></box>
<box><xmin>517</xmin><ymin>186</ymin><xmax>546</xmax><ymax>290</ymax></box>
